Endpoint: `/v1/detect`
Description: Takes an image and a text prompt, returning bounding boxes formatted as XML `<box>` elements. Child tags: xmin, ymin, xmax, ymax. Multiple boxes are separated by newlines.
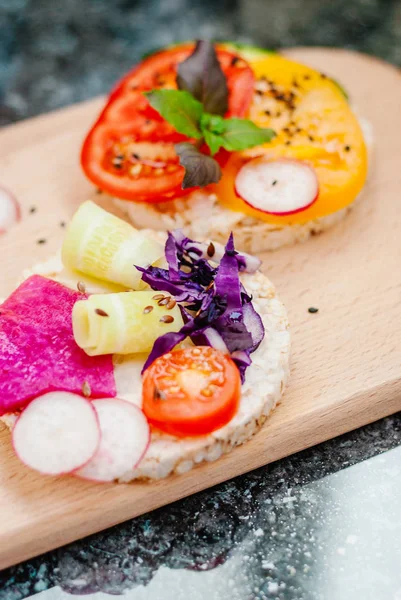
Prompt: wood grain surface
<box><xmin>0</xmin><ymin>48</ymin><xmax>400</xmax><ymax>570</ymax></box>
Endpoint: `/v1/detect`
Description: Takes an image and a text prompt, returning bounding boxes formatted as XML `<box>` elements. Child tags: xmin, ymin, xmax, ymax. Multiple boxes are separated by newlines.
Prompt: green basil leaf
<box><xmin>200</xmin><ymin>113</ymin><xmax>226</xmax><ymax>135</ymax></box>
<box><xmin>212</xmin><ymin>118</ymin><xmax>276</xmax><ymax>152</ymax></box>
<box><xmin>145</xmin><ymin>90</ymin><xmax>203</xmax><ymax>139</ymax></box>
<box><xmin>175</xmin><ymin>142</ymin><xmax>222</xmax><ymax>188</ymax></box>
<box><xmin>202</xmin><ymin>129</ymin><xmax>224</xmax><ymax>156</ymax></box>
<box><xmin>177</xmin><ymin>40</ymin><xmax>228</xmax><ymax>116</ymax></box>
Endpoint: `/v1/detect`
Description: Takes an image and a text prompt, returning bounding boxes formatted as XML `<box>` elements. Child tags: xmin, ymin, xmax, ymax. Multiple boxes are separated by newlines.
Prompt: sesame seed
<box><xmin>95</xmin><ymin>308</ymin><xmax>109</xmax><ymax>317</ymax></box>
<box><xmin>143</xmin><ymin>305</ymin><xmax>154</xmax><ymax>314</ymax></box>
<box><xmin>29</xmin><ymin>206</ymin><xmax>37</xmax><ymax>214</ymax></box>
<box><xmin>272</xmin><ymin>180</ymin><xmax>278</xmax><ymax>186</ymax></box>
<box><xmin>309</xmin><ymin>135</ymin><xmax>315</xmax><ymax>142</ymax></box>
<box><xmin>130</xmin><ymin>163</ymin><xmax>143</xmax><ymax>177</ymax></box>
<box><xmin>285</xmin><ymin>140</ymin><xmax>291</xmax><ymax>146</ymax></box>
<box><xmin>37</xmin><ymin>238</ymin><xmax>46</xmax><ymax>245</ymax></box>
<box><xmin>308</xmin><ymin>307</ymin><xmax>319</xmax><ymax>314</ymax></box>
<box><xmin>264</xmin><ymin>109</ymin><xmax>271</xmax><ymax>116</ymax></box>
<box><xmin>96</xmin><ymin>188</ymin><xmax>103</xmax><ymax>194</ymax></box>
<box><xmin>60</xmin><ymin>221</ymin><xmax>66</xmax><ymax>228</ymax></box>
<box><xmin>160</xmin><ymin>315</ymin><xmax>174</xmax><ymax>324</ymax></box>
<box><xmin>132</xmin><ymin>152</ymin><xmax>141</xmax><ymax>160</ymax></box>
<box><xmin>77</xmin><ymin>281</ymin><xmax>86</xmax><ymax>293</ymax></box>
<box><xmin>344</xmin><ymin>145</ymin><xmax>351</xmax><ymax>152</ymax></box>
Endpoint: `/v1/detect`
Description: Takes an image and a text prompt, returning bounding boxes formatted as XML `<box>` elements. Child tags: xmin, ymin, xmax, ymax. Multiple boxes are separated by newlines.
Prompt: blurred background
<box><xmin>1</xmin><ymin>0</ymin><xmax>401</xmax><ymax>126</ymax></box>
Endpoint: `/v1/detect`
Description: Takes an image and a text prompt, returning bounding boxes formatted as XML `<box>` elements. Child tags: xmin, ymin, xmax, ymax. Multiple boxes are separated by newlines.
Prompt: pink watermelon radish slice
<box><xmin>12</xmin><ymin>391</ymin><xmax>101</xmax><ymax>476</ymax></box>
<box><xmin>76</xmin><ymin>398</ymin><xmax>150</xmax><ymax>482</ymax></box>
<box><xmin>0</xmin><ymin>275</ymin><xmax>116</xmax><ymax>415</ymax></box>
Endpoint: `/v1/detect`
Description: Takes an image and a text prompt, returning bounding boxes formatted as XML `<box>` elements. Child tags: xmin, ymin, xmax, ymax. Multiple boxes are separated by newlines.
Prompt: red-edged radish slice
<box><xmin>75</xmin><ymin>398</ymin><xmax>150</xmax><ymax>482</ymax></box>
<box><xmin>0</xmin><ymin>186</ymin><xmax>20</xmax><ymax>233</ymax></box>
<box><xmin>235</xmin><ymin>158</ymin><xmax>319</xmax><ymax>216</ymax></box>
<box><xmin>12</xmin><ymin>392</ymin><xmax>100</xmax><ymax>476</ymax></box>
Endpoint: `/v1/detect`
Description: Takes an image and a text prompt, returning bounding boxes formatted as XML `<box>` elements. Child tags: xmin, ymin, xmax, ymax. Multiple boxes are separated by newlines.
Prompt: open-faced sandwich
<box><xmin>81</xmin><ymin>41</ymin><xmax>372</xmax><ymax>253</ymax></box>
<box><xmin>0</xmin><ymin>201</ymin><xmax>290</xmax><ymax>482</ymax></box>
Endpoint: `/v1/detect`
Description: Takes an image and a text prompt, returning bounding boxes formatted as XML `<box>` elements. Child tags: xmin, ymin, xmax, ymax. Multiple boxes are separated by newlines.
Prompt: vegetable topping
<box><xmin>62</xmin><ymin>201</ymin><xmax>164</xmax><ymax>290</ymax></box>
<box><xmin>142</xmin><ymin>346</ymin><xmax>241</xmax><ymax>437</ymax></box>
<box><xmin>81</xmin><ymin>41</ymin><xmax>256</xmax><ymax>202</ymax></box>
<box><xmin>137</xmin><ymin>230</ymin><xmax>264</xmax><ymax>381</ymax></box>
<box><xmin>0</xmin><ymin>275</ymin><xmax>116</xmax><ymax>416</ymax></box>
<box><xmin>73</xmin><ymin>290</ymin><xmax>183</xmax><ymax>356</ymax></box>
<box><xmin>212</xmin><ymin>51</ymin><xmax>368</xmax><ymax>224</ymax></box>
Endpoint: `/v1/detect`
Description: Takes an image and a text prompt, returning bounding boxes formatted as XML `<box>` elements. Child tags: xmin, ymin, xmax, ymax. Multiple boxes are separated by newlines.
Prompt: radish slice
<box><xmin>75</xmin><ymin>399</ymin><xmax>150</xmax><ymax>482</ymax></box>
<box><xmin>0</xmin><ymin>186</ymin><xmax>20</xmax><ymax>233</ymax></box>
<box><xmin>12</xmin><ymin>392</ymin><xmax>100</xmax><ymax>476</ymax></box>
<box><xmin>235</xmin><ymin>158</ymin><xmax>319</xmax><ymax>216</ymax></box>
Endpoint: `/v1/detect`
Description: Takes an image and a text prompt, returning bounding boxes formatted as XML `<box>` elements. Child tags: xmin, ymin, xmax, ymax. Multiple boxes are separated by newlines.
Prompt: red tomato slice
<box><xmin>81</xmin><ymin>44</ymin><xmax>255</xmax><ymax>203</ymax></box>
<box><xmin>142</xmin><ymin>346</ymin><xmax>241</xmax><ymax>437</ymax></box>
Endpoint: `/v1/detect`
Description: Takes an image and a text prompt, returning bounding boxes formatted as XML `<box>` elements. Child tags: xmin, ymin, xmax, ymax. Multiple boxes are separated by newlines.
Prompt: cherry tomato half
<box><xmin>81</xmin><ymin>43</ymin><xmax>255</xmax><ymax>203</ymax></box>
<box><xmin>142</xmin><ymin>346</ymin><xmax>241</xmax><ymax>437</ymax></box>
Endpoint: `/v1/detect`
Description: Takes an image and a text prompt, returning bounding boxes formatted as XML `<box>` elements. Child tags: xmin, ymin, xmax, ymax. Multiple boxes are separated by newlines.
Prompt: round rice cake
<box><xmin>1</xmin><ymin>256</ymin><xmax>290</xmax><ymax>482</ymax></box>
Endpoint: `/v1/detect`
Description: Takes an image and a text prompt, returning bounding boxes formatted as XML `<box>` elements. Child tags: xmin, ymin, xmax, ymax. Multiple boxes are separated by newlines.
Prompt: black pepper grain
<box><xmin>154</xmin><ymin>387</ymin><xmax>167</xmax><ymax>401</ymax></box>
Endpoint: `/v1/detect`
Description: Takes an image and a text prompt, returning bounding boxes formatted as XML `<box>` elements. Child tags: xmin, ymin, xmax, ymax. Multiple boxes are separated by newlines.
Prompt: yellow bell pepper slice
<box><xmin>212</xmin><ymin>53</ymin><xmax>368</xmax><ymax>225</ymax></box>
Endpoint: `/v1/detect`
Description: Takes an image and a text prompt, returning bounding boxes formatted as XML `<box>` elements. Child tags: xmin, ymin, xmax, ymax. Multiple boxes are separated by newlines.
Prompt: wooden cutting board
<box><xmin>0</xmin><ymin>48</ymin><xmax>400</xmax><ymax>570</ymax></box>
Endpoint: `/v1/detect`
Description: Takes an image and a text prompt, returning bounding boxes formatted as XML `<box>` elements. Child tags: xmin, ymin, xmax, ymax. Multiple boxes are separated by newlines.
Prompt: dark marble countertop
<box><xmin>1</xmin><ymin>1</ymin><xmax>401</xmax><ymax>598</ymax></box>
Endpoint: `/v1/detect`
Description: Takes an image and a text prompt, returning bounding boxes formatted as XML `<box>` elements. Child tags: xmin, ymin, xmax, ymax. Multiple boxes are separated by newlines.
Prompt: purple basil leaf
<box><xmin>176</xmin><ymin>40</ymin><xmax>228</xmax><ymax>116</ymax></box>
<box><xmin>175</xmin><ymin>142</ymin><xmax>222</xmax><ymax>189</ymax></box>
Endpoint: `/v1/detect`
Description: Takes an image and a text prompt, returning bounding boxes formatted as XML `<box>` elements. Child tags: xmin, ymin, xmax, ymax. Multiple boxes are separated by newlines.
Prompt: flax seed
<box><xmin>160</xmin><ymin>315</ymin><xmax>174</xmax><ymax>323</ymax></box>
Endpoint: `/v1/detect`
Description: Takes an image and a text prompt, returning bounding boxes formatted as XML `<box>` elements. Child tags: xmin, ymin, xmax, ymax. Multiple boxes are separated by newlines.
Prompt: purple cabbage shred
<box><xmin>137</xmin><ymin>230</ymin><xmax>265</xmax><ymax>381</ymax></box>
